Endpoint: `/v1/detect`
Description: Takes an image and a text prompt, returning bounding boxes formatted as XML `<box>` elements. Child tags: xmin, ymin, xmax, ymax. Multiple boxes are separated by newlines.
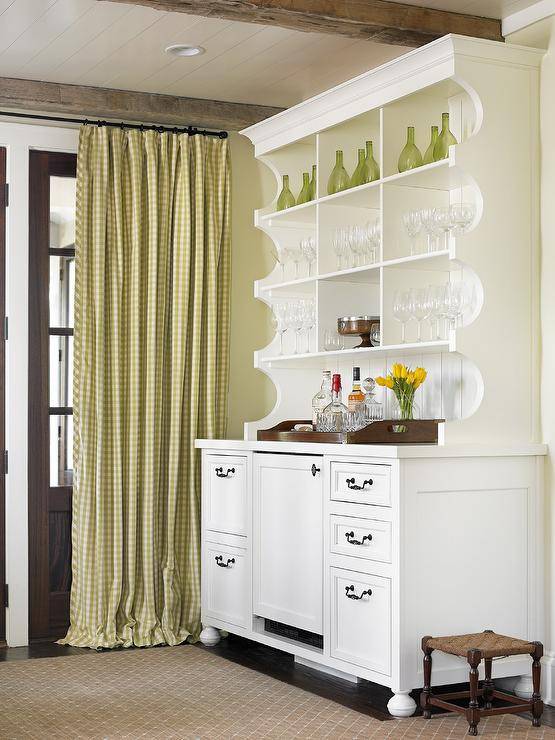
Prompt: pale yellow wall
<box><xmin>227</xmin><ymin>132</ymin><xmax>276</xmax><ymax>439</ymax></box>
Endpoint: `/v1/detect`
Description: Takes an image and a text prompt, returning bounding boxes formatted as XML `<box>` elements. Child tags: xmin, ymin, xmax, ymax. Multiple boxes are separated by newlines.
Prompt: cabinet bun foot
<box><xmin>387</xmin><ymin>691</ymin><xmax>417</xmax><ymax>718</ymax></box>
<box><xmin>199</xmin><ymin>626</ymin><xmax>221</xmax><ymax>646</ymax></box>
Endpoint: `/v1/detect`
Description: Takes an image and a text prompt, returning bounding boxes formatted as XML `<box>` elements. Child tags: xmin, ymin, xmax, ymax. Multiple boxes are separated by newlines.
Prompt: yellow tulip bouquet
<box><xmin>376</xmin><ymin>363</ymin><xmax>427</xmax><ymax>420</ymax></box>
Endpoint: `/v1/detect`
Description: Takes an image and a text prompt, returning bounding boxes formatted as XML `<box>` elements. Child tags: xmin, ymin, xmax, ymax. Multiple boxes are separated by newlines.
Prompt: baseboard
<box><xmin>294</xmin><ymin>655</ymin><xmax>360</xmax><ymax>683</ymax></box>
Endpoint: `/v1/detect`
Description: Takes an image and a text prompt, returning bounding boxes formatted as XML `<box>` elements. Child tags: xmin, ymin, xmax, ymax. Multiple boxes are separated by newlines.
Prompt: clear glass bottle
<box><xmin>350</xmin><ymin>149</ymin><xmax>370</xmax><ymax>187</ymax></box>
<box><xmin>312</xmin><ymin>370</ymin><xmax>332</xmax><ymax>425</ymax></box>
<box><xmin>309</xmin><ymin>164</ymin><xmax>317</xmax><ymax>200</ymax></box>
<box><xmin>423</xmin><ymin>125</ymin><xmax>438</xmax><ymax>165</ymax></box>
<box><xmin>347</xmin><ymin>367</ymin><xmax>365</xmax><ymax>412</ymax></box>
<box><xmin>362</xmin><ymin>377</ymin><xmax>383</xmax><ymax>422</ymax></box>
<box><xmin>319</xmin><ymin>373</ymin><xmax>348</xmax><ymax>432</ymax></box>
<box><xmin>433</xmin><ymin>112</ymin><xmax>458</xmax><ymax>161</ymax></box>
<box><xmin>398</xmin><ymin>126</ymin><xmax>423</xmax><ymax>173</ymax></box>
<box><xmin>365</xmin><ymin>140</ymin><xmax>380</xmax><ymax>182</ymax></box>
<box><xmin>277</xmin><ymin>174</ymin><xmax>296</xmax><ymax>211</ymax></box>
<box><xmin>327</xmin><ymin>150</ymin><xmax>350</xmax><ymax>195</ymax></box>
<box><xmin>296</xmin><ymin>172</ymin><xmax>311</xmax><ymax>205</ymax></box>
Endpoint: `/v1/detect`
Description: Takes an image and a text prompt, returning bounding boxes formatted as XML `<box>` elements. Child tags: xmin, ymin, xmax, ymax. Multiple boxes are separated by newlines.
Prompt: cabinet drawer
<box><xmin>330</xmin><ymin>566</ymin><xmax>391</xmax><ymax>675</ymax></box>
<box><xmin>330</xmin><ymin>515</ymin><xmax>392</xmax><ymax>563</ymax></box>
<box><xmin>330</xmin><ymin>462</ymin><xmax>391</xmax><ymax>506</ymax></box>
<box><xmin>202</xmin><ymin>542</ymin><xmax>249</xmax><ymax>629</ymax></box>
<box><xmin>204</xmin><ymin>455</ymin><xmax>248</xmax><ymax>537</ymax></box>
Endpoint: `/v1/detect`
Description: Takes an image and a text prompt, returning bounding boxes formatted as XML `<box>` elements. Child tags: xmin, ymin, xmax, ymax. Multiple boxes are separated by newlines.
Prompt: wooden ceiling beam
<box><xmin>102</xmin><ymin>0</ymin><xmax>504</xmax><ymax>47</ymax></box>
<box><xmin>0</xmin><ymin>77</ymin><xmax>283</xmax><ymax>131</ymax></box>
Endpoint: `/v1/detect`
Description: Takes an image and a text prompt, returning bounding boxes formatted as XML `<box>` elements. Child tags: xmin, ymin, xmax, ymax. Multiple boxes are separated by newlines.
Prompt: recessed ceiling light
<box><xmin>165</xmin><ymin>43</ymin><xmax>205</xmax><ymax>57</ymax></box>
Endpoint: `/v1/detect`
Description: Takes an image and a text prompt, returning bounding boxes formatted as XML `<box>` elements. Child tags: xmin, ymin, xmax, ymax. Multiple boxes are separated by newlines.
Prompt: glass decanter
<box><xmin>398</xmin><ymin>126</ymin><xmax>423</xmax><ymax>173</ymax></box>
<box><xmin>316</xmin><ymin>373</ymin><xmax>348</xmax><ymax>431</ymax></box>
<box><xmin>312</xmin><ymin>370</ymin><xmax>332</xmax><ymax>425</ymax></box>
<box><xmin>423</xmin><ymin>125</ymin><xmax>438</xmax><ymax>165</ymax></box>
<box><xmin>277</xmin><ymin>174</ymin><xmax>296</xmax><ymax>210</ymax></box>
<box><xmin>365</xmin><ymin>140</ymin><xmax>380</xmax><ymax>181</ymax></box>
<box><xmin>309</xmin><ymin>164</ymin><xmax>317</xmax><ymax>200</ymax></box>
<box><xmin>327</xmin><ymin>150</ymin><xmax>350</xmax><ymax>195</ymax></box>
<box><xmin>296</xmin><ymin>171</ymin><xmax>312</xmax><ymax>205</ymax></box>
<box><xmin>362</xmin><ymin>377</ymin><xmax>383</xmax><ymax>422</ymax></box>
<box><xmin>350</xmin><ymin>148</ymin><xmax>370</xmax><ymax>187</ymax></box>
<box><xmin>433</xmin><ymin>112</ymin><xmax>458</xmax><ymax>161</ymax></box>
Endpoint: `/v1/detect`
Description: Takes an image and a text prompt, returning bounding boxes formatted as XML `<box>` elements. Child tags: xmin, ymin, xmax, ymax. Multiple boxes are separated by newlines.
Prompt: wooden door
<box><xmin>253</xmin><ymin>453</ymin><xmax>323</xmax><ymax>634</ymax></box>
<box><xmin>29</xmin><ymin>150</ymin><xmax>76</xmax><ymax>640</ymax></box>
<box><xmin>0</xmin><ymin>148</ymin><xmax>6</xmax><ymax>642</ymax></box>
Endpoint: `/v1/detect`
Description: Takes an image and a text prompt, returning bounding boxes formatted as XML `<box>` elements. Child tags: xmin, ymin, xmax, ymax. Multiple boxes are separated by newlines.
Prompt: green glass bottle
<box><xmin>296</xmin><ymin>171</ymin><xmax>312</xmax><ymax>205</ymax></box>
<box><xmin>398</xmin><ymin>126</ymin><xmax>423</xmax><ymax>173</ymax></box>
<box><xmin>423</xmin><ymin>125</ymin><xmax>438</xmax><ymax>165</ymax></box>
<box><xmin>365</xmin><ymin>140</ymin><xmax>380</xmax><ymax>181</ymax></box>
<box><xmin>327</xmin><ymin>150</ymin><xmax>350</xmax><ymax>195</ymax></box>
<box><xmin>350</xmin><ymin>148</ymin><xmax>370</xmax><ymax>187</ymax></box>
<box><xmin>276</xmin><ymin>174</ymin><xmax>296</xmax><ymax>210</ymax></box>
<box><xmin>308</xmin><ymin>164</ymin><xmax>317</xmax><ymax>200</ymax></box>
<box><xmin>433</xmin><ymin>112</ymin><xmax>458</xmax><ymax>161</ymax></box>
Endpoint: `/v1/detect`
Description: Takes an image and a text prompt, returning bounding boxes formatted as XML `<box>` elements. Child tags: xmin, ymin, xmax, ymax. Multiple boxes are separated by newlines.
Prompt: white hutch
<box><xmin>196</xmin><ymin>35</ymin><xmax>546</xmax><ymax>717</ymax></box>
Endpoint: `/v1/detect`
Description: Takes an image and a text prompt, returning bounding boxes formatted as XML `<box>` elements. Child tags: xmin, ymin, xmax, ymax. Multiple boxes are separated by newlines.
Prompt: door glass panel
<box><xmin>50</xmin><ymin>176</ymin><xmax>76</xmax><ymax>249</ymax></box>
<box><xmin>50</xmin><ymin>415</ymin><xmax>73</xmax><ymax>487</ymax></box>
<box><xmin>49</xmin><ymin>255</ymin><xmax>75</xmax><ymax>328</ymax></box>
<box><xmin>49</xmin><ymin>335</ymin><xmax>73</xmax><ymax>407</ymax></box>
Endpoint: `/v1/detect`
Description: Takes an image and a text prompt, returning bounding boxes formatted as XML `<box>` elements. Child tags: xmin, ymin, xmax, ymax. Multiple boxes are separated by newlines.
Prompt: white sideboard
<box><xmin>196</xmin><ymin>440</ymin><xmax>545</xmax><ymax>717</ymax></box>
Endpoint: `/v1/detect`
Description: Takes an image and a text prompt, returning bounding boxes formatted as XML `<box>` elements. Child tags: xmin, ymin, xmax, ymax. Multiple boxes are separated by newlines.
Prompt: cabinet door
<box><xmin>202</xmin><ymin>542</ymin><xmax>249</xmax><ymax>629</ymax></box>
<box><xmin>330</xmin><ymin>566</ymin><xmax>391</xmax><ymax>675</ymax></box>
<box><xmin>253</xmin><ymin>453</ymin><xmax>323</xmax><ymax>634</ymax></box>
<box><xmin>204</xmin><ymin>455</ymin><xmax>248</xmax><ymax>537</ymax></box>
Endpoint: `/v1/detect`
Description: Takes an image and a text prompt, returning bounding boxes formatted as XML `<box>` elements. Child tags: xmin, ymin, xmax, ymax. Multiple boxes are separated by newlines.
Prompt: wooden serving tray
<box><xmin>257</xmin><ymin>419</ymin><xmax>444</xmax><ymax>445</ymax></box>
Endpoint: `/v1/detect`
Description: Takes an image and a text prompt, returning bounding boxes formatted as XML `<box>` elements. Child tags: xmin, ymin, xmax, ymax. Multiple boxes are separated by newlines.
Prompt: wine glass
<box><xmin>301</xmin><ymin>236</ymin><xmax>316</xmax><ymax>276</ymax></box>
<box><xmin>433</xmin><ymin>206</ymin><xmax>452</xmax><ymax>251</ymax></box>
<box><xmin>286</xmin><ymin>302</ymin><xmax>304</xmax><ymax>353</ymax></box>
<box><xmin>402</xmin><ymin>210</ymin><xmax>422</xmax><ymax>256</ymax></box>
<box><xmin>366</xmin><ymin>220</ymin><xmax>380</xmax><ymax>263</ymax></box>
<box><xmin>450</xmin><ymin>203</ymin><xmax>476</xmax><ymax>234</ymax></box>
<box><xmin>392</xmin><ymin>289</ymin><xmax>412</xmax><ymax>344</ymax></box>
<box><xmin>332</xmin><ymin>227</ymin><xmax>347</xmax><ymax>271</ymax></box>
<box><xmin>444</xmin><ymin>282</ymin><xmax>463</xmax><ymax>332</ymax></box>
<box><xmin>272</xmin><ymin>302</ymin><xmax>288</xmax><ymax>354</ymax></box>
<box><xmin>301</xmin><ymin>299</ymin><xmax>316</xmax><ymax>353</ymax></box>
<box><xmin>288</xmin><ymin>243</ymin><xmax>303</xmax><ymax>280</ymax></box>
<box><xmin>350</xmin><ymin>226</ymin><xmax>365</xmax><ymax>267</ymax></box>
<box><xmin>428</xmin><ymin>283</ymin><xmax>447</xmax><ymax>340</ymax></box>
<box><xmin>273</xmin><ymin>245</ymin><xmax>291</xmax><ymax>280</ymax></box>
<box><xmin>409</xmin><ymin>286</ymin><xmax>432</xmax><ymax>342</ymax></box>
<box><xmin>420</xmin><ymin>208</ymin><xmax>441</xmax><ymax>253</ymax></box>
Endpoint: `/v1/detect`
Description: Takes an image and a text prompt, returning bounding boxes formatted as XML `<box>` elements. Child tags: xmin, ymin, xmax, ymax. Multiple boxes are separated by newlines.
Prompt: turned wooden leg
<box><xmin>483</xmin><ymin>658</ymin><xmax>494</xmax><ymax>709</ymax></box>
<box><xmin>530</xmin><ymin>641</ymin><xmax>543</xmax><ymax>727</ymax></box>
<box><xmin>420</xmin><ymin>635</ymin><xmax>434</xmax><ymax>719</ymax></box>
<box><xmin>466</xmin><ymin>649</ymin><xmax>482</xmax><ymax>736</ymax></box>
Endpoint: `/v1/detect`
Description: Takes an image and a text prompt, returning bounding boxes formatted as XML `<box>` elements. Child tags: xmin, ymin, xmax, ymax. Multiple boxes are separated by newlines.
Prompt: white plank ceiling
<box><xmin>0</xmin><ymin>0</ymin><xmax>537</xmax><ymax>108</ymax></box>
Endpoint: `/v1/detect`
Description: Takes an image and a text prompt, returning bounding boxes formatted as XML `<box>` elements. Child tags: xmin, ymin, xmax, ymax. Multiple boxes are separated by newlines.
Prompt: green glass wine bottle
<box><xmin>350</xmin><ymin>148</ymin><xmax>371</xmax><ymax>187</ymax></box>
<box><xmin>433</xmin><ymin>112</ymin><xmax>458</xmax><ymax>161</ymax></box>
<box><xmin>308</xmin><ymin>164</ymin><xmax>317</xmax><ymax>200</ymax></box>
<box><xmin>296</xmin><ymin>171</ymin><xmax>312</xmax><ymax>205</ymax></box>
<box><xmin>276</xmin><ymin>174</ymin><xmax>296</xmax><ymax>210</ymax></box>
<box><xmin>365</xmin><ymin>140</ymin><xmax>380</xmax><ymax>181</ymax></box>
<box><xmin>423</xmin><ymin>125</ymin><xmax>438</xmax><ymax>165</ymax></box>
<box><xmin>398</xmin><ymin>126</ymin><xmax>423</xmax><ymax>173</ymax></box>
<box><xmin>327</xmin><ymin>150</ymin><xmax>350</xmax><ymax>195</ymax></box>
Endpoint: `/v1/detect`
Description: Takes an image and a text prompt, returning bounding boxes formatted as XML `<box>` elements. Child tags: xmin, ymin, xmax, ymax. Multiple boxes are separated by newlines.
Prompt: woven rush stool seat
<box><xmin>420</xmin><ymin>629</ymin><xmax>543</xmax><ymax>736</ymax></box>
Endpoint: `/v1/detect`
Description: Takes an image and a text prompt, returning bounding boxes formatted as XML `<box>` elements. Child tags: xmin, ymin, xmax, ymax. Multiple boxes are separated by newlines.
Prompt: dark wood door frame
<box><xmin>28</xmin><ymin>150</ymin><xmax>76</xmax><ymax>641</ymax></box>
<box><xmin>0</xmin><ymin>148</ymin><xmax>6</xmax><ymax>642</ymax></box>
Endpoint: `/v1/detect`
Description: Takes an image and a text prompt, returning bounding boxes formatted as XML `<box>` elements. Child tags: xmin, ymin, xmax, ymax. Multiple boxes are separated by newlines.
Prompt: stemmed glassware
<box><xmin>300</xmin><ymin>236</ymin><xmax>316</xmax><ymax>276</ymax></box>
<box><xmin>401</xmin><ymin>202</ymin><xmax>476</xmax><ymax>256</ymax></box>
<box><xmin>402</xmin><ymin>210</ymin><xmax>422</xmax><ymax>256</ymax></box>
<box><xmin>393</xmin><ymin>289</ymin><xmax>412</xmax><ymax>343</ymax></box>
<box><xmin>272</xmin><ymin>298</ymin><xmax>316</xmax><ymax>355</ymax></box>
<box><xmin>301</xmin><ymin>299</ymin><xmax>316</xmax><ymax>352</ymax></box>
<box><xmin>409</xmin><ymin>287</ymin><xmax>432</xmax><ymax>342</ymax></box>
<box><xmin>392</xmin><ymin>281</ymin><xmax>472</xmax><ymax>343</ymax></box>
<box><xmin>433</xmin><ymin>206</ymin><xmax>453</xmax><ymax>251</ymax></box>
<box><xmin>420</xmin><ymin>208</ymin><xmax>442</xmax><ymax>253</ymax></box>
<box><xmin>332</xmin><ymin>222</ymin><xmax>379</xmax><ymax>271</ymax></box>
<box><xmin>428</xmin><ymin>284</ymin><xmax>447</xmax><ymax>340</ymax></box>
<box><xmin>332</xmin><ymin>227</ymin><xmax>348</xmax><ymax>271</ymax></box>
<box><xmin>272</xmin><ymin>302</ymin><xmax>289</xmax><ymax>354</ymax></box>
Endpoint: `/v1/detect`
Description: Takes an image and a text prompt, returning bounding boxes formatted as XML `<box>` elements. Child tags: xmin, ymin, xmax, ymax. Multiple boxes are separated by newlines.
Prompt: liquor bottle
<box><xmin>277</xmin><ymin>174</ymin><xmax>296</xmax><ymax>210</ymax></box>
<box><xmin>423</xmin><ymin>125</ymin><xmax>438</xmax><ymax>165</ymax></box>
<box><xmin>365</xmin><ymin>140</ymin><xmax>380</xmax><ymax>181</ymax></box>
<box><xmin>309</xmin><ymin>164</ymin><xmax>317</xmax><ymax>200</ymax></box>
<box><xmin>312</xmin><ymin>370</ymin><xmax>332</xmax><ymax>425</ymax></box>
<box><xmin>321</xmin><ymin>373</ymin><xmax>348</xmax><ymax>432</ymax></box>
<box><xmin>347</xmin><ymin>367</ymin><xmax>365</xmax><ymax>412</ymax></box>
<box><xmin>296</xmin><ymin>171</ymin><xmax>312</xmax><ymax>205</ymax></box>
<box><xmin>433</xmin><ymin>112</ymin><xmax>457</xmax><ymax>161</ymax></box>
<box><xmin>327</xmin><ymin>150</ymin><xmax>350</xmax><ymax>195</ymax></box>
<box><xmin>350</xmin><ymin>148</ymin><xmax>370</xmax><ymax>187</ymax></box>
<box><xmin>398</xmin><ymin>126</ymin><xmax>423</xmax><ymax>173</ymax></box>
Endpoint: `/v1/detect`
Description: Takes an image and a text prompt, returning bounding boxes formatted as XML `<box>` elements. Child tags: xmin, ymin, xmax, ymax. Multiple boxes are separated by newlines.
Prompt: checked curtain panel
<box><xmin>60</xmin><ymin>125</ymin><xmax>231</xmax><ymax>648</ymax></box>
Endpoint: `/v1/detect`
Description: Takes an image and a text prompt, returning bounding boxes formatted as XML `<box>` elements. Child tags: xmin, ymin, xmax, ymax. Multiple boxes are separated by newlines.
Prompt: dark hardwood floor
<box><xmin>1</xmin><ymin>634</ymin><xmax>553</xmax><ymax>729</ymax></box>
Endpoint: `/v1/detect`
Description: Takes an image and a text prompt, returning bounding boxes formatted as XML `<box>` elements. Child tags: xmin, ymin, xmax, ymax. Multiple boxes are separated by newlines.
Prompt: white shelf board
<box><xmin>318</xmin><ymin>179</ymin><xmax>381</xmax><ymax>208</ymax></box>
<box><xmin>258</xmin><ymin>200</ymin><xmax>316</xmax><ymax>226</ymax></box>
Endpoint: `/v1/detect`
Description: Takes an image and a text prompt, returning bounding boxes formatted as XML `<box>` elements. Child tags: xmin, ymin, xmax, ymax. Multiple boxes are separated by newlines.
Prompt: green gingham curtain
<box><xmin>60</xmin><ymin>125</ymin><xmax>231</xmax><ymax>649</ymax></box>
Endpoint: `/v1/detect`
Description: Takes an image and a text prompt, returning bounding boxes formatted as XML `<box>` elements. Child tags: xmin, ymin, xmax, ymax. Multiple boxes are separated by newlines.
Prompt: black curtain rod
<box><xmin>0</xmin><ymin>109</ymin><xmax>228</xmax><ymax>138</ymax></box>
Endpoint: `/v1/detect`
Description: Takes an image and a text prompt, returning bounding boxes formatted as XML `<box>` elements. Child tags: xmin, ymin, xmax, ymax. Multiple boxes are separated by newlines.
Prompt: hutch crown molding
<box><xmin>197</xmin><ymin>35</ymin><xmax>546</xmax><ymax>718</ymax></box>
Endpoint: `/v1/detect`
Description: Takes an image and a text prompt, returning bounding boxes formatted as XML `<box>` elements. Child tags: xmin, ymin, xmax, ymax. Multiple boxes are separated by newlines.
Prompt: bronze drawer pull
<box><xmin>345</xmin><ymin>530</ymin><xmax>372</xmax><ymax>546</ymax></box>
<box><xmin>346</xmin><ymin>477</ymin><xmax>373</xmax><ymax>490</ymax></box>
<box><xmin>215</xmin><ymin>467</ymin><xmax>235</xmax><ymax>478</ymax></box>
<box><xmin>345</xmin><ymin>585</ymin><xmax>372</xmax><ymax>600</ymax></box>
<box><xmin>215</xmin><ymin>556</ymin><xmax>235</xmax><ymax>568</ymax></box>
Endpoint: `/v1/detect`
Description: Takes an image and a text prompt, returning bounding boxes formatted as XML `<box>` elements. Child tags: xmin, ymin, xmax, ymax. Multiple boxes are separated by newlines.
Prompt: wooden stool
<box><xmin>420</xmin><ymin>630</ymin><xmax>543</xmax><ymax>735</ymax></box>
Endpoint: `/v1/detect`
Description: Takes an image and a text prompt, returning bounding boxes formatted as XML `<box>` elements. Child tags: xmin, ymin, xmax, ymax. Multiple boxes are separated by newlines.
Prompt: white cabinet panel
<box><xmin>330</xmin><ymin>462</ymin><xmax>391</xmax><ymax>506</ymax></box>
<box><xmin>253</xmin><ymin>453</ymin><xmax>323</xmax><ymax>634</ymax></box>
<box><xmin>330</xmin><ymin>566</ymin><xmax>391</xmax><ymax>675</ymax></box>
<box><xmin>330</xmin><ymin>515</ymin><xmax>392</xmax><ymax>563</ymax></box>
<box><xmin>203</xmin><ymin>542</ymin><xmax>249</xmax><ymax>629</ymax></box>
<box><xmin>204</xmin><ymin>455</ymin><xmax>248</xmax><ymax>537</ymax></box>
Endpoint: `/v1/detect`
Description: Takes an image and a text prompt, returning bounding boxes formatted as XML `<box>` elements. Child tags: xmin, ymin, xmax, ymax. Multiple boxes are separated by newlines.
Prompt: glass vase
<box><xmin>433</xmin><ymin>112</ymin><xmax>457</xmax><ymax>161</ymax></box>
<box><xmin>309</xmin><ymin>164</ymin><xmax>317</xmax><ymax>200</ymax></box>
<box><xmin>327</xmin><ymin>150</ymin><xmax>350</xmax><ymax>195</ymax></box>
<box><xmin>296</xmin><ymin>171</ymin><xmax>312</xmax><ymax>205</ymax></box>
<box><xmin>350</xmin><ymin>148</ymin><xmax>370</xmax><ymax>187</ymax></box>
<box><xmin>398</xmin><ymin>127</ymin><xmax>423</xmax><ymax>173</ymax></box>
<box><xmin>365</xmin><ymin>140</ymin><xmax>380</xmax><ymax>181</ymax></box>
<box><xmin>276</xmin><ymin>174</ymin><xmax>296</xmax><ymax>211</ymax></box>
<box><xmin>391</xmin><ymin>392</ymin><xmax>418</xmax><ymax>421</ymax></box>
<box><xmin>423</xmin><ymin>125</ymin><xmax>438</xmax><ymax>165</ymax></box>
